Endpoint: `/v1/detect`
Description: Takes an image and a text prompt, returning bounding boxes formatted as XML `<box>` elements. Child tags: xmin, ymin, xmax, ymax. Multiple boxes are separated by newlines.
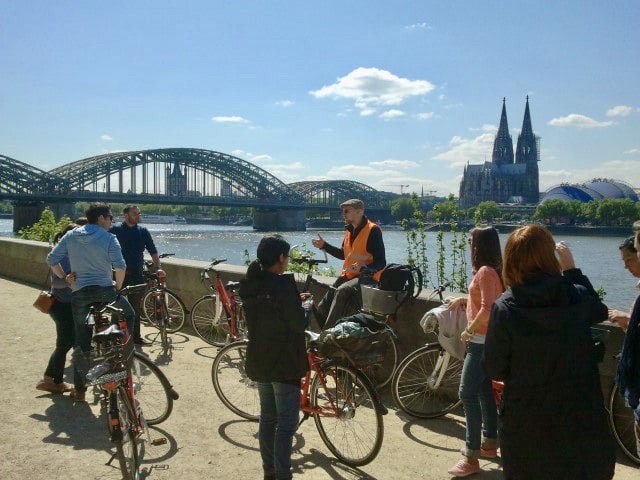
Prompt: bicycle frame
<box><xmin>202</xmin><ymin>259</ymin><xmax>243</xmax><ymax>341</ymax></box>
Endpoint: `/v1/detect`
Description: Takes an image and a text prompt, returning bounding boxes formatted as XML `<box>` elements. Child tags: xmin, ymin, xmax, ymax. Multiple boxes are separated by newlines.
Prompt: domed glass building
<box><xmin>540</xmin><ymin>179</ymin><xmax>638</xmax><ymax>203</ymax></box>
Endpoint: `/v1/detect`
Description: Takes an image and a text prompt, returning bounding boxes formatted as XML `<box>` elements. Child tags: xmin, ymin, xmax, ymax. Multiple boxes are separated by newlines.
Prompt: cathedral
<box><xmin>458</xmin><ymin>97</ymin><xmax>540</xmax><ymax>209</ymax></box>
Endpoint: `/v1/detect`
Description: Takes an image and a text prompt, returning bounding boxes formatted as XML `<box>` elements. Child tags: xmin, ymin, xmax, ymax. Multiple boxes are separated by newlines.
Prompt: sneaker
<box><xmin>69</xmin><ymin>389</ymin><xmax>86</xmax><ymax>402</ymax></box>
<box><xmin>448</xmin><ymin>458</ymin><xmax>480</xmax><ymax>477</ymax></box>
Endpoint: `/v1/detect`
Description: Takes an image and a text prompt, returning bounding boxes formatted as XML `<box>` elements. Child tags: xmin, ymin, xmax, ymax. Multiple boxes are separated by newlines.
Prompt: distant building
<box><xmin>166</xmin><ymin>161</ymin><xmax>187</xmax><ymax>196</ymax></box>
<box><xmin>540</xmin><ymin>179</ymin><xmax>638</xmax><ymax>203</ymax></box>
<box><xmin>458</xmin><ymin>97</ymin><xmax>540</xmax><ymax>209</ymax></box>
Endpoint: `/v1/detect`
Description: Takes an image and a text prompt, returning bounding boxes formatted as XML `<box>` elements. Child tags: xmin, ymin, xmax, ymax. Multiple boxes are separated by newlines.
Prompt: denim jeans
<box><xmin>459</xmin><ymin>342</ymin><xmax>498</xmax><ymax>456</ymax></box>
<box><xmin>71</xmin><ymin>285</ymin><xmax>135</xmax><ymax>392</ymax></box>
<box><xmin>123</xmin><ymin>270</ymin><xmax>145</xmax><ymax>340</ymax></box>
<box><xmin>257</xmin><ymin>382</ymin><xmax>300</xmax><ymax>480</ymax></box>
<box><xmin>44</xmin><ymin>300</ymin><xmax>75</xmax><ymax>384</ymax></box>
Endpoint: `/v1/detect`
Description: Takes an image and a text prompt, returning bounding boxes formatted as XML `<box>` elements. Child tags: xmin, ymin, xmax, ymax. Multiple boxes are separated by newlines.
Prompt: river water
<box><xmin>1</xmin><ymin>219</ymin><xmax>637</xmax><ymax>311</ymax></box>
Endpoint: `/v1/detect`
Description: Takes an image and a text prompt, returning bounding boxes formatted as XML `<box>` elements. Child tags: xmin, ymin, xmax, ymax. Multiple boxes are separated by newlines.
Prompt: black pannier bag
<box><xmin>378</xmin><ymin>263</ymin><xmax>423</xmax><ymax>297</ymax></box>
<box><xmin>317</xmin><ymin>313</ymin><xmax>392</xmax><ymax>367</ymax></box>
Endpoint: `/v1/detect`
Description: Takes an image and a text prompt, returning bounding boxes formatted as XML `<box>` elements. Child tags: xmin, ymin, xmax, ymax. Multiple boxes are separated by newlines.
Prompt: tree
<box><xmin>534</xmin><ymin>200</ymin><xmax>572</xmax><ymax>224</ymax></box>
<box><xmin>19</xmin><ymin>207</ymin><xmax>73</xmax><ymax>242</ymax></box>
<box><xmin>474</xmin><ymin>201</ymin><xmax>500</xmax><ymax>225</ymax></box>
<box><xmin>432</xmin><ymin>194</ymin><xmax>461</xmax><ymax>222</ymax></box>
<box><xmin>596</xmin><ymin>198</ymin><xmax>639</xmax><ymax>226</ymax></box>
<box><xmin>390</xmin><ymin>197</ymin><xmax>415</xmax><ymax>221</ymax></box>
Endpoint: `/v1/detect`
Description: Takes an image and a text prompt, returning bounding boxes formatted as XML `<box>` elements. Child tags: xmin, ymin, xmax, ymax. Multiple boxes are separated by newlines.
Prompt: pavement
<box><xmin>1</xmin><ymin>275</ymin><xmax>638</xmax><ymax>479</ymax></box>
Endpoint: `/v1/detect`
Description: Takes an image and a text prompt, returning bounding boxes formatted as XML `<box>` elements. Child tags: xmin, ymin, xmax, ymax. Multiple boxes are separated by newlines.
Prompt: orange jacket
<box><xmin>341</xmin><ymin>219</ymin><xmax>383</xmax><ymax>282</ymax></box>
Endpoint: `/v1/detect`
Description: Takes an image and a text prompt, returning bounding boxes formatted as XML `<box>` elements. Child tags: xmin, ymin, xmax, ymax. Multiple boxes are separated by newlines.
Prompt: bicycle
<box><xmin>212</xmin><ymin>333</ymin><xmax>386</xmax><ymax>467</ymax></box>
<box><xmin>390</xmin><ymin>283</ymin><xmax>464</xmax><ymax>418</ymax></box>
<box><xmin>289</xmin><ymin>252</ymin><xmax>398</xmax><ymax>389</ymax></box>
<box><xmin>140</xmin><ymin>253</ymin><xmax>188</xmax><ymax>338</ymax></box>
<box><xmin>84</xmin><ymin>284</ymin><xmax>172</xmax><ymax>479</ymax></box>
<box><xmin>86</xmin><ymin>286</ymin><xmax>179</xmax><ymax>426</ymax></box>
<box><xmin>607</xmin><ymin>354</ymin><xmax>640</xmax><ymax>464</ymax></box>
<box><xmin>190</xmin><ymin>257</ymin><xmax>246</xmax><ymax>346</ymax></box>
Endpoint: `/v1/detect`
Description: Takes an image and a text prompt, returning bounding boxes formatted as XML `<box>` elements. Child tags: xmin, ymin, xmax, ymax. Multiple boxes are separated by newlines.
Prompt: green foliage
<box><xmin>390</xmin><ymin>197</ymin><xmax>415</xmax><ymax>221</ymax></box>
<box><xmin>19</xmin><ymin>207</ymin><xmax>73</xmax><ymax>243</ymax></box>
<box><xmin>402</xmin><ymin>193</ymin><xmax>468</xmax><ymax>293</ymax></box>
<box><xmin>0</xmin><ymin>201</ymin><xmax>12</xmax><ymax>213</ymax></box>
<box><xmin>241</xmin><ymin>243</ymin><xmax>337</xmax><ymax>278</ymax></box>
<box><xmin>534</xmin><ymin>198</ymin><xmax>640</xmax><ymax>226</ymax></box>
<box><xmin>474</xmin><ymin>201</ymin><xmax>500</xmax><ymax>225</ymax></box>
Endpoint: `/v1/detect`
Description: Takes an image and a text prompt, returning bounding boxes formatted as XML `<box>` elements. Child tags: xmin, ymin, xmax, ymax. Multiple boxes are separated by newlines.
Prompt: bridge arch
<box><xmin>0</xmin><ymin>154</ymin><xmax>66</xmax><ymax>196</ymax></box>
<box><xmin>289</xmin><ymin>180</ymin><xmax>390</xmax><ymax>209</ymax></box>
<box><xmin>49</xmin><ymin>148</ymin><xmax>304</xmax><ymax>204</ymax></box>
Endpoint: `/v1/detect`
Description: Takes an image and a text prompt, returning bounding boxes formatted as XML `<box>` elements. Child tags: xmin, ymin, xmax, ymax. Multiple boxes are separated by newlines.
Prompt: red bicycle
<box><xmin>211</xmin><ymin>331</ymin><xmax>386</xmax><ymax>466</ymax></box>
<box><xmin>190</xmin><ymin>258</ymin><xmax>246</xmax><ymax>346</ymax></box>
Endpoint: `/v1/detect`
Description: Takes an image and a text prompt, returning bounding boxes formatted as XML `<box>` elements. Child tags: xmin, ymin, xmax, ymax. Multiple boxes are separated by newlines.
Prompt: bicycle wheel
<box><xmin>143</xmin><ymin>288</ymin><xmax>186</xmax><ymax>333</ymax></box>
<box><xmin>112</xmin><ymin>386</ymin><xmax>140</xmax><ymax>480</ymax></box>
<box><xmin>608</xmin><ymin>384</ymin><xmax>640</xmax><ymax>464</ymax></box>
<box><xmin>191</xmin><ymin>295</ymin><xmax>230</xmax><ymax>346</ymax></box>
<box><xmin>131</xmin><ymin>352</ymin><xmax>175</xmax><ymax>425</ymax></box>
<box><xmin>391</xmin><ymin>344</ymin><xmax>462</xmax><ymax>418</ymax></box>
<box><xmin>360</xmin><ymin>332</ymin><xmax>398</xmax><ymax>390</ymax></box>
<box><xmin>311</xmin><ymin>362</ymin><xmax>384</xmax><ymax>466</ymax></box>
<box><xmin>211</xmin><ymin>341</ymin><xmax>259</xmax><ymax>421</ymax></box>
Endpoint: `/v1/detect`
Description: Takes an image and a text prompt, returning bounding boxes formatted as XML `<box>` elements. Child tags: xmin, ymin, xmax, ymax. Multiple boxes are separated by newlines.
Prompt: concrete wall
<box><xmin>0</xmin><ymin>236</ymin><xmax>623</xmax><ymax>399</ymax></box>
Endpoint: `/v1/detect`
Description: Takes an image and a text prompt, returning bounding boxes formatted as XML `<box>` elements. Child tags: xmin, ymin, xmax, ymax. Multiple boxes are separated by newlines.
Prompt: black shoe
<box><xmin>134</xmin><ymin>337</ymin><xmax>151</xmax><ymax>346</ymax></box>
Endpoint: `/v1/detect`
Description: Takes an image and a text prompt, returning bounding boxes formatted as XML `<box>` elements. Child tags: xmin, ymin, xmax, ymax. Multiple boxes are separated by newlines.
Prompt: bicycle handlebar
<box><xmin>289</xmin><ymin>247</ymin><xmax>328</xmax><ymax>267</ymax></box>
<box><xmin>117</xmin><ymin>283</ymin><xmax>148</xmax><ymax>297</ymax></box>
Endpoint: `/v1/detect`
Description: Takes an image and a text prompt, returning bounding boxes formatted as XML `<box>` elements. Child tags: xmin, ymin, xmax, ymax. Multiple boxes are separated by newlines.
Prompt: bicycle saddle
<box><xmin>225</xmin><ymin>281</ymin><xmax>240</xmax><ymax>289</ymax></box>
<box><xmin>93</xmin><ymin>324</ymin><xmax>125</xmax><ymax>342</ymax></box>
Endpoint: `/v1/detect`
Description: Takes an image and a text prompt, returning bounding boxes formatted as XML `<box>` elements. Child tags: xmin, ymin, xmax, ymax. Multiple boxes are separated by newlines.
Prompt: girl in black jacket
<box><xmin>484</xmin><ymin>225</ymin><xmax>615</xmax><ymax>480</ymax></box>
<box><xmin>239</xmin><ymin>235</ymin><xmax>307</xmax><ymax>480</ymax></box>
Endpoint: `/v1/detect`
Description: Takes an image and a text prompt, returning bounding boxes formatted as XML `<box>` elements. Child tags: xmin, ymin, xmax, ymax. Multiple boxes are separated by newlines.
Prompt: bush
<box><xmin>19</xmin><ymin>207</ymin><xmax>73</xmax><ymax>243</ymax></box>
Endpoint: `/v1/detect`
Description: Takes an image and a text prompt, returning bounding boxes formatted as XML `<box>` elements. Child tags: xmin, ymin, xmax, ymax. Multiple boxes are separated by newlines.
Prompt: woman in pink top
<box><xmin>448</xmin><ymin>226</ymin><xmax>504</xmax><ymax>478</ymax></box>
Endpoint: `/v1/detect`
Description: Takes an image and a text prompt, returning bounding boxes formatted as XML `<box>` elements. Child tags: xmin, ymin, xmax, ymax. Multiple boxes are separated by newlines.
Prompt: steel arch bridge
<box><xmin>0</xmin><ymin>148</ymin><xmax>394</xmax><ymax>210</ymax></box>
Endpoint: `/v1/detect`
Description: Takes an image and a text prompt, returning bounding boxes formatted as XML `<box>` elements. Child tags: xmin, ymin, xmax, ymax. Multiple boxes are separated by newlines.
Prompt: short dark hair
<box><xmin>246</xmin><ymin>234</ymin><xmax>291</xmax><ymax>278</ymax></box>
<box><xmin>85</xmin><ymin>202</ymin><xmax>111</xmax><ymax>224</ymax></box>
<box><xmin>123</xmin><ymin>205</ymin><xmax>139</xmax><ymax>214</ymax></box>
<box><xmin>619</xmin><ymin>236</ymin><xmax>637</xmax><ymax>254</ymax></box>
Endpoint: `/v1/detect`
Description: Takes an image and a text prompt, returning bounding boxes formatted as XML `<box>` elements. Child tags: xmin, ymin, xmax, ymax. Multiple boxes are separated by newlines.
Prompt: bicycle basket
<box><xmin>361</xmin><ymin>285</ymin><xmax>407</xmax><ymax>315</ymax></box>
<box><xmin>318</xmin><ymin>323</ymin><xmax>390</xmax><ymax>367</ymax></box>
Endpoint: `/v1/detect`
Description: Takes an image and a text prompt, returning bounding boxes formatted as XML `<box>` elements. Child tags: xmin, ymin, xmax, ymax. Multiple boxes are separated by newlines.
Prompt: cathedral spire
<box><xmin>515</xmin><ymin>96</ymin><xmax>538</xmax><ymax>165</ymax></box>
<box><xmin>519</xmin><ymin>95</ymin><xmax>534</xmax><ymax>139</ymax></box>
<box><xmin>491</xmin><ymin>97</ymin><xmax>514</xmax><ymax>167</ymax></box>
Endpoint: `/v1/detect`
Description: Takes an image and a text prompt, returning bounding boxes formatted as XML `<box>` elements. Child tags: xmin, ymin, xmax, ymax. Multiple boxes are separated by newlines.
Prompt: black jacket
<box><xmin>484</xmin><ymin>269</ymin><xmax>615</xmax><ymax>480</ymax></box>
<box><xmin>239</xmin><ymin>270</ymin><xmax>307</xmax><ymax>383</ymax></box>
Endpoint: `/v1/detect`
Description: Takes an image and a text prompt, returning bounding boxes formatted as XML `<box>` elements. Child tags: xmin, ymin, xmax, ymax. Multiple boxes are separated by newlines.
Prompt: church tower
<box><xmin>491</xmin><ymin>98</ymin><xmax>514</xmax><ymax>167</ymax></box>
<box><xmin>165</xmin><ymin>160</ymin><xmax>187</xmax><ymax>196</ymax></box>
<box><xmin>515</xmin><ymin>96</ymin><xmax>539</xmax><ymax>202</ymax></box>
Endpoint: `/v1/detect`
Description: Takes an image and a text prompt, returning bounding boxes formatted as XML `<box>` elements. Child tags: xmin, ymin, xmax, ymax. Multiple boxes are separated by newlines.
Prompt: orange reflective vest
<box><xmin>341</xmin><ymin>220</ymin><xmax>383</xmax><ymax>282</ymax></box>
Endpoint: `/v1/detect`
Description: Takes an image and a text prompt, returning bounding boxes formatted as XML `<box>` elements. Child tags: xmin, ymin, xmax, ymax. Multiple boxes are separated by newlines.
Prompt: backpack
<box><xmin>378</xmin><ymin>263</ymin><xmax>423</xmax><ymax>298</ymax></box>
<box><xmin>317</xmin><ymin>313</ymin><xmax>391</xmax><ymax>367</ymax></box>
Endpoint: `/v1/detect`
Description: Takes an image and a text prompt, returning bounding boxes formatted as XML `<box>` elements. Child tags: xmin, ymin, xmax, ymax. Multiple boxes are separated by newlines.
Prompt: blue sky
<box><xmin>1</xmin><ymin>0</ymin><xmax>639</xmax><ymax>197</ymax></box>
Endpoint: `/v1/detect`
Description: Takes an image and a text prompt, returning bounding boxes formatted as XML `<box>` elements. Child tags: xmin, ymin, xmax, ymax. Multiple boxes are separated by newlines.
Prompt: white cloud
<box><xmin>404</xmin><ymin>22</ymin><xmax>431</xmax><ymax>31</ymax></box>
<box><xmin>275</xmin><ymin>100</ymin><xmax>295</xmax><ymax>108</ymax></box>
<box><xmin>101</xmin><ymin>134</ymin><xmax>113</xmax><ymax>141</ymax></box>
<box><xmin>433</xmin><ymin>132</ymin><xmax>496</xmax><ymax>168</ymax></box>
<box><xmin>360</xmin><ymin>108</ymin><xmax>376</xmax><ymax>117</ymax></box>
<box><xmin>211</xmin><ymin>116</ymin><xmax>250</xmax><ymax>124</ymax></box>
<box><xmin>309</xmin><ymin>67</ymin><xmax>435</xmax><ymax>113</ymax></box>
<box><xmin>414</xmin><ymin>112</ymin><xmax>435</xmax><ymax>120</ymax></box>
<box><xmin>606</xmin><ymin>105</ymin><xmax>633</xmax><ymax>117</ymax></box>
<box><xmin>547</xmin><ymin>114</ymin><xmax>613</xmax><ymax>128</ymax></box>
<box><xmin>369</xmin><ymin>159</ymin><xmax>420</xmax><ymax>169</ymax></box>
<box><xmin>538</xmin><ymin>160</ymin><xmax>640</xmax><ymax>192</ymax></box>
<box><xmin>379</xmin><ymin>109</ymin><xmax>405</xmax><ymax>120</ymax></box>
<box><xmin>624</xmin><ymin>148</ymin><xmax>640</xmax><ymax>154</ymax></box>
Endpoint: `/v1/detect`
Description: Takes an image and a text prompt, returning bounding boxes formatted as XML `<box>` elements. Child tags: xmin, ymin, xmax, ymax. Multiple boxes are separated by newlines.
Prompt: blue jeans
<box><xmin>44</xmin><ymin>300</ymin><xmax>75</xmax><ymax>384</ymax></box>
<box><xmin>459</xmin><ymin>342</ymin><xmax>498</xmax><ymax>456</ymax></box>
<box><xmin>71</xmin><ymin>285</ymin><xmax>135</xmax><ymax>392</ymax></box>
<box><xmin>257</xmin><ymin>382</ymin><xmax>300</xmax><ymax>480</ymax></box>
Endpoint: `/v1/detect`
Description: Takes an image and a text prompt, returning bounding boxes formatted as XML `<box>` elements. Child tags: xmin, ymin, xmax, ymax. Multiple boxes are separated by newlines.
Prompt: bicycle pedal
<box><xmin>151</xmin><ymin>437</ymin><xmax>167</xmax><ymax>446</ymax></box>
<box><xmin>150</xmin><ymin>464</ymin><xmax>169</xmax><ymax>471</ymax></box>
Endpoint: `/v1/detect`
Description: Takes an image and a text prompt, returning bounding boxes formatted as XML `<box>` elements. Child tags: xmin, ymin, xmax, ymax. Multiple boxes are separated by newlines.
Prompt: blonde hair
<box><xmin>502</xmin><ymin>225</ymin><xmax>560</xmax><ymax>287</ymax></box>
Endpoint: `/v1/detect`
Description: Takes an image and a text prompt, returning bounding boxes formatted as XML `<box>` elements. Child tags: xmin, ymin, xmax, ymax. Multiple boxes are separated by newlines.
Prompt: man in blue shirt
<box><xmin>47</xmin><ymin>202</ymin><xmax>134</xmax><ymax>401</ymax></box>
<box><xmin>110</xmin><ymin>205</ymin><xmax>160</xmax><ymax>345</ymax></box>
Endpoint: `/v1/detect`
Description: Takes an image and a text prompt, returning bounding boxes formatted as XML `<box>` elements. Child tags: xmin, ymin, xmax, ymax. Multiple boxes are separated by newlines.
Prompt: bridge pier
<box><xmin>253</xmin><ymin>208</ymin><xmax>306</xmax><ymax>231</ymax></box>
<box><xmin>12</xmin><ymin>201</ymin><xmax>76</xmax><ymax>233</ymax></box>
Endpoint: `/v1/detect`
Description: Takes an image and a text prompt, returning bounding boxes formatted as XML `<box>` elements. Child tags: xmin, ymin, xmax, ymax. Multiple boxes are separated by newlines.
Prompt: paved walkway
<box><xmin>1</xmin><ymin>276</ymin><xmax>637</xmax><ymax>479</ymax></box>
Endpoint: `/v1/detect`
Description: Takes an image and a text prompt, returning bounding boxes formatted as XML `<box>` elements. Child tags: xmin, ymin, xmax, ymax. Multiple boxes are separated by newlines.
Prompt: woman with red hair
<box><xmin>484</xmin><ymin>225</ymin><xmax>615</xmax><ymax>479</ymax></box>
